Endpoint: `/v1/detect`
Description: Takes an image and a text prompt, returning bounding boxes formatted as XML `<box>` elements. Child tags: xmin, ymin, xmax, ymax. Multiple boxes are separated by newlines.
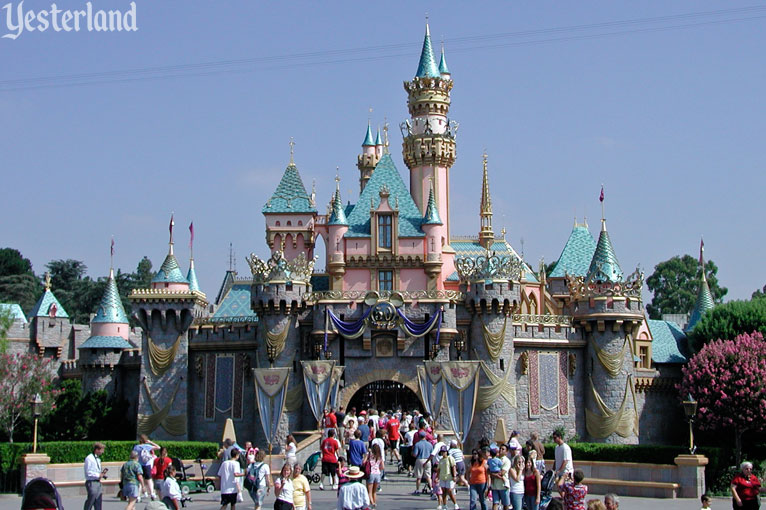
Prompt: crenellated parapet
<box><xmin>456</xmin><ymin>250</ymin><xmax>523</xmax><ymax>284</ymax></box>
<box><xmin>402</xmin><ymin>133</ymin><xmax>457</xmax><ymax>168</ymax></box>
<box><xmin>403</xmin><ymin>76</ymin><xmax>453</xmax><ymax>116</ymax></box>
<box><xmin>567</xmin><ymin>267</ymin><xmax>644</xmax><ymax>301</ymax></box>
<box><xmin>247</xmin><ymin>248</ymin><xmax>317</xmax><ymax>284</ymax></box>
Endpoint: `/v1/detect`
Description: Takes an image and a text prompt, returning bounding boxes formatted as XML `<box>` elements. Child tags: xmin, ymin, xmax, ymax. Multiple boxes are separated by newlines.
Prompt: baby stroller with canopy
<box><xmin>22</xmin><ymin>478</ymin><xmax>63</xmax><ymax>510</ymax></box>
<box><xmin>302</xmin><ymin>451</ymin><xmax>322</xmax><ymax>484</ymax></box>
<box><xmin>537</xmin><ymin>469</ymin><xmax>556</xmax><ymax>510</ymax></box>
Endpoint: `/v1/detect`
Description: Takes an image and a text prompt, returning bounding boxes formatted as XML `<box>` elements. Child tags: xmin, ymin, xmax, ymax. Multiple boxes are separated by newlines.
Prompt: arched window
<box><xmin>275</xmin><ymin>221</ymin><xmax>281</xmax><ymax>227</ymax></box>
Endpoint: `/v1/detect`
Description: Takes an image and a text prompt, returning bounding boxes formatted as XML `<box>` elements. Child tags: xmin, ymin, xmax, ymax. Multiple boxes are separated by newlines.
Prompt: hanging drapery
<box><xmin>417</xmin><ymin>361</ymin><xmax>445</xmax><ymax>420</ymax></box>
<box><xmin>301</xmin><ymin>360</ymin><xmax>337</xmax><ymax>423</ymax></box>
<box><xmin>329</xmin><ymin>365</ymin><xmax>345</xmax><ymax>410</ymax></box>
<box><xmin>474</xmin><ymin>359</ymin><xmax>516</xmax><ymax>411</ymax></box>
<box><xmin>327</xmin><ymin>308</ymin><xmax>371</xmax><ymax>341</ymax></box>
<box><xmin>585</xmin><ymin>375</ymin><xmax>639</xmax><ymax>439</ymax></box>
<box><xmin>397</xmin><ymin>309</ymin><xmax>442</xmax><ymax>344</ymax></box>
<box><xmin>441</xmin><ymin>361</ymin><xmax>481</xmax><ymax>443</ymax></box>
<box><xmin>591</xmin><ymin>336</ymin><xmax>634</xmax><ymax>377</ymax></box>
<box><xmin>480</xmin><ymin>315</ymin><xmax>507</xmax><ymax>362</ymax></box>
<box><xmin>285</xmin><ymin>379</ymin><xmax>304</xmax><ymax>412</ymax></box>
<box><xmin>147</xmin><ymin>334</ymin><xmax>182</xmax><ymax>376</ymax></box>
<box><xmin>265</xmin><ymin>317</ymin><xmax>292</xmax><ymax>360</ymax></box>
<box><xmin>137</xmin><ymin>379</ymin><xmax>186</xmax><ymax>436</ymax></box>
<box><xmin>253</xmin><ymin>367</ymin><xmax>291</xmax><ymax>448</ymax></box>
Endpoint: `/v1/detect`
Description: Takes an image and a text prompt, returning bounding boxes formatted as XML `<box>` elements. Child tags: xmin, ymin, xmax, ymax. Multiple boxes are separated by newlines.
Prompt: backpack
<box><xmin>137</xmin><ymin>446</ymin><xmax>152</xmax><ymax>466</ymax></box>
<box><xmin>245</xmin><ymin>462</ymin><xmax>266</xmax><ymax>491</ymax></box>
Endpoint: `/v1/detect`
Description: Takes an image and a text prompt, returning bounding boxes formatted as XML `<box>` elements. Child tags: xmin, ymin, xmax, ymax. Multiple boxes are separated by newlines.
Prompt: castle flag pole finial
<box><xmin>599</xmin><ymin>184</ymin><xmax>606</xmax><ymax>231</ymax></box>
<box><xmin>168</xmin><ymin>213</ymin><xmax>175</xmax><ymax>255</ymax></box>
<box><xmin>289</xmin><ymin>137</ymin><xmax>295</xmax><ymax>164</ymax></box>
<box><xmin>335</xmin><ymin>167</ymin><xmax>341</xmax><ymax>191</ymax></box>
<box><xmin>189</xmin><ymin>221</ymin><xmax>195</xmax><ymax>260</ymax></box>
<box><xmin>110</xmin><ymin>237</ymin><xmax>115</xmax><ymax>278</ymax></box>
<box><xmin>383</xmin><ymin>117</ymin><xmax>389</xmax><ymax>154</ymax></box>
<box><xmin>699</xmin><ymin>237</ymin><xmax>706</xmax><ymax>281</ymax></box>
<box><xmin>44</xmin><ymin>272</ymin><xmax>51</xmax><ymax>290</ymax></box>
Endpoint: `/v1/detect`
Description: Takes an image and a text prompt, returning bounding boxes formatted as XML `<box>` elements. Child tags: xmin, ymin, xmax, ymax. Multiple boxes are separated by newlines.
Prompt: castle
<box><xmin>3</xmin><ymin>23</ymin><xmax>715</xmax><ymax>449</ymax></box>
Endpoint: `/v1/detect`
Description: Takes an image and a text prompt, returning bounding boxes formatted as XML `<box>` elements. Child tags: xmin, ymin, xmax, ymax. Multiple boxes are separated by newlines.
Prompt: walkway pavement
<box><xmin>0</xmin><ymin>470</ymin><xmax>723</xmax><ymax>510</ymax></box>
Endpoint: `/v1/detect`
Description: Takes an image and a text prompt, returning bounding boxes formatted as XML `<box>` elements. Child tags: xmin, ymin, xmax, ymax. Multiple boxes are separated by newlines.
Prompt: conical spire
<box><xmin>687</xmin><ymin>239</ymin><xmax>715</xmax><ymax>331</ymax></box>
<box><xmin>363</xmin><ymin>123</ymin><xmax>375</xmax><ymax>146</ymax></box>
<box><xmin>92</xmin><ymin>268</ymin><xmax>129</xmax><ymax>324</ymax></box>
<box><xmin>374</xmin><ymin>127</ymin><xmax>383</xmax><ymax>146</ymax></box>
<box><xmin>438</xmin><ymin>42</ymin><xmax>450</xmax><ymax>76</ymax></box>
<box><xmin>328</xmin><ymin>173</ymin><xmax>348</xmax><ymax>226</ymax></box>
<box><xmin>586</xmin><ymin>222</ymin><xmax>624</xmax><ymax>283</ymax></box>
<box><xmin>479</xmin><ymin>152</ymin><xmax>494</xmax><ymax>248</ymax></box>
<box><xmin>187</xmin><ymin>259</ymin><xmax>200</xmax><ymax>292</ymax></box>
<box><xmin>422</xmin><ymin>179</ymin><xmax>442</xmax><ymax>225</ymax></box>
<box><xmin>153</xmin><ymin>214</ymin><xmax>188</xmax><ymax>285</ymax></box>
<box><xmin>415</xmin><ymin>22</ymin><xmax>440</xmax><ymax>78</ymax></box>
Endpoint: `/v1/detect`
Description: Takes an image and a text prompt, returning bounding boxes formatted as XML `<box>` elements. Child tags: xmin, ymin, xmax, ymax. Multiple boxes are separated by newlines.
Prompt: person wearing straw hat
<box><xmin>337</xmin><ymin>466</ymin><xmax>370</xmax><ymax>510</ymax></box>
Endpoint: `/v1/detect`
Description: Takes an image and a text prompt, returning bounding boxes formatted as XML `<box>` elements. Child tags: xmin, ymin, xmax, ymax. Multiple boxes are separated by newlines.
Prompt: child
<box><xmin>436</xmin><ymin>446</ymin><xmax>458</xmax><ymax>510</ymax></box>
<box><xmin>701</xmin><ymin>493</ymin><xmax>712</xmax><ymax>510</ymax></box>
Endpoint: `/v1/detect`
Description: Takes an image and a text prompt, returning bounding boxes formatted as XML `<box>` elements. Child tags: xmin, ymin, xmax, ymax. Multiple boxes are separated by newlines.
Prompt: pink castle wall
<box><xmin>398</xmin><ymin>239</ymin><xmax>424</xmax><ymax>255</ymax></box>
<box><xmin>344</xmin><ymin>270</ymin><xmax>370</xmax><ymax>290</ymax></box>
<box><xmin>346</xmin><ymin>239</ymin><xmax>370</xmax><ymax>256</ymax></box>
<box><xmin>90</xmin><ymin>322</ymin><xmax>129</xmax><ymax>340</ymax></box>
<box><xmin>399</xmin><ymin>269</ymin><xmax>428</xmax><ymax>290</ymax></box>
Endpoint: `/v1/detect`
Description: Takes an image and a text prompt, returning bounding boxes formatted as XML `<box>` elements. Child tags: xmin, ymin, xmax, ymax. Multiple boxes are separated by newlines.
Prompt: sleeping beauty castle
<box><xmin>4</xmin><ymin>24</ymin><xmax>709</xmax><ymax>450</ymax></box>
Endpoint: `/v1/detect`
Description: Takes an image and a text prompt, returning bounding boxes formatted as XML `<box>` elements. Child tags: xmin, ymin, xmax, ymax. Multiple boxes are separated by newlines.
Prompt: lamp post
<box><xmin>31</xmin><ymin>393</ymin><xmax>42</xmax><ymax>454</ymax></box>
<box><xmin>682</xmin><ymin>393</ymin><xmax>698</xmax><ymax>455</ymax></box>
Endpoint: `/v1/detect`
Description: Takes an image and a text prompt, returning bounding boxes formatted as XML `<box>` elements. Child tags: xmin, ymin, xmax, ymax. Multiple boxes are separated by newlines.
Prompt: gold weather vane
<box><xmin>44</xmin><ymin>272</ymin><xmax>51</xmax><ymax>290</ymax></box>
<box><xmin>383</xmin><ymin>117</ymin><xmax>389</xmax><ymax>154</ymax></box>
<box><xmin>289</xmin><ymin>137</ymin><xmax>295</xmax><ymax>164</ymax></box>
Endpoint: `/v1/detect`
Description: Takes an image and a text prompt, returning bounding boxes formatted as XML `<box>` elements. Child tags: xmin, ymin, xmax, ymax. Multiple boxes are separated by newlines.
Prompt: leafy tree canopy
<box><xmin>0</xmin><ymin>248</ymin><xmax>33</xmax><ymax>277</ymax></box>
<box><xmin>0</xmin><ymin>273</ymin><xmax>42</xmax><ymax>314</ymax></box>
<box><xmin>646</xmin><ymin>255</ymin><xmax>727</xmax><ymax>320</ymax></box>
<box><xmin>0</xmin><ymin>352</ymin><xmax>59</xmax><ymax>442</ymax></box>
<box><xmin>752</xmin><ymin>285</ymin><xmax>766</xmax><ymax>300</ymax></box>
<box><xmin>687</xmin><ymin>298</ymin><xmax>766</xmax><ymax>351</ymax></box>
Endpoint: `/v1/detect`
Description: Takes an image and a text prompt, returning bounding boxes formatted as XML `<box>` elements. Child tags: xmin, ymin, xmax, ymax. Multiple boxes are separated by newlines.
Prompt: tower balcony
<box><xmin>402</xmin><ymin>133</ymin><xmax>456</xmax><ymax>168</ymax></box>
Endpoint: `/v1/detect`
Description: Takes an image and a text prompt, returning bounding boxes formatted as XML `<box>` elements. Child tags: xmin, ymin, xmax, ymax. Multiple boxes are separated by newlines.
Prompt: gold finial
<box><xmin>501</xmin><ymin>227</ymin><xmax>506</xmax><ymax>239</ymax></box>
<box><xmin>289</xmin><ymin>137</ymin><xmax>295</xmax><ymax>164</ymax></box>
<box><xmin>335</xmin><ymin>167</ymin><xmax>341</xmax><ymax>191</ymax></box>
<box><xmin>44</xmin><ymin>272</ymin><xmax>51</xmax><ymax>290</ymax></box>
<box><xmin>383</xmin><ymin>117</ymin><xmax>389</xmax><ymax>154</ymax></box>
<box><xmin>368</xmin><ymin>106</ymin><xmax>373</xmax><ymax>121</ymax></box>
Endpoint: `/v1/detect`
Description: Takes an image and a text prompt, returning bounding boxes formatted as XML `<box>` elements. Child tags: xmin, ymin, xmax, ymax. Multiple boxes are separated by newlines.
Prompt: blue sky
<box><xmin>1</xmin><ymin>1</ymin><xmax>763</xmax><ymax>303</ymax></box>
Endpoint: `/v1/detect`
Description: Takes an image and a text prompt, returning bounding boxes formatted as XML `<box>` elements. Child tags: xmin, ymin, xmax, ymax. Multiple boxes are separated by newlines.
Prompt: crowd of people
<box><xmin>80</xmin><ymin>419</ymin><xmax>765</xmax><ymax>510</ymax></box>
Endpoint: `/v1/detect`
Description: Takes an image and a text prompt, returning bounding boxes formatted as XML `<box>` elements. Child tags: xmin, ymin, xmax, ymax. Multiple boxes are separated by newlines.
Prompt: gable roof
<box><xmin>550</xmin><ymin>224</ymin><xmax>597</xmax><ymax>278</ymax></box>
<box><xmin>345</xmin><ymin>154</ymin><xmax>425</xmax><ymax>238</ymax></box>
<box><xmin>262</xmin><ymin>163</ymin><xmax>316</xmax><ymax>214</ymax></box>
<box><xmin>213</xmin><ymin>282</ymin><xmax>258</xmax><ymax>320</ymax></box>
<box><xmin>30</xmin><ymin>289</ymin><xmax>68</xmax><ymax>318</ymax></box>
<box><xmin>647</xmin><ymin>319</ymin><xmax>689</xmax><ymax>364</ymax></box>
<box><xmin>92</xmin><ymin>273</ymin><xmax>129</xmax><ymax>324</ymax></box>
<box><xmin>0</xmin><ymin>303</ymin><xmax>27</xmax><ymax>323</ymax></box>
<box><xmin>446</xmin><ymin>239</ymin><xmax>538</xmax><ymax>282</ymax></box>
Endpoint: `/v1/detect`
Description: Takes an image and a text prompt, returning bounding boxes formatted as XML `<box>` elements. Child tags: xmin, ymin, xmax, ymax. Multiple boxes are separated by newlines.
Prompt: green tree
<box><xmin>687</xmin><ymin>298</ymin><xmax>766</xmax><ymax>351</ymax></box>
<box><xmin>45</xmin><ymin>259</ymin><xmax>99</xmax><ymax>324</ymax></box>
<box><xmin>646</xmin><ymin>255</ymin><xmax>727</xmax><ymax>319</ymax></box>
<box><xmin>0</xmin><ymin>248</ymin><xmax>33</xmax><ymax>277</ymax></box>
<box><xmin>0</xmin><ymin>273</ymin><xmax>42</xmax><ymax>314</ymax></box>
<box><xmin>752</xmin><ymin>285</ymin><xmax>766</xmax><ymax>299</ymax></box>
<box><xmin>131</xmin><ymin>256</ymin><xmax>154</xmax><ymax>289</ymax></box>
<box><xmin>0</xmin><ymin>306</ymin><xmax>12</xmax><ymax>353</ymax></box>
<box><xmin>0</xmin><ymin>352</ymin><xmax>59</xmax><ymax>442</ymax></box>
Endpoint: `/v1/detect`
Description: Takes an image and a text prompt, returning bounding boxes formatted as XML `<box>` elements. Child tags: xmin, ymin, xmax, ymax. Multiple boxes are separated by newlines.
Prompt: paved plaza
<box><xmin>0</xmin><ymin>470</ymin><xmax>722</xmax><ymax>510</ymax></box>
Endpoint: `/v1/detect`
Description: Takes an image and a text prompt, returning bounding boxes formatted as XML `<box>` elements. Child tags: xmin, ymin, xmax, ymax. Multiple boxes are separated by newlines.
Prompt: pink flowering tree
<box><xmin>0</xmin><ymin>352</ymin><xmax>59</xmax><ymax>442</ymax></box>
<box><xmin>679</xmin><ymin>331</ymin><xmax>766</xmax><ymax>463</ymax></box>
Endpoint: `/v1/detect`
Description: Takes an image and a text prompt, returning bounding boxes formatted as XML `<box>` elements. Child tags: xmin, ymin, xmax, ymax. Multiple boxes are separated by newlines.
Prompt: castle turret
<box><xmin>402</xmin><ymin>22</ymin><xmax>457</xmax><ymax>243</ymax></box>
<box><xmin>357</xmin><ymin>123</ymin><xmax>380</xmax><ymax>192</ymax></box>
<box><xmin>327</xmin><ymin>175</ymin><xmax>349</xmax><ymax>290</ymax></box>
<box><xmin>438</xmin><ymin>43</ymin><xmax>451</xmax><ymax>80</ymax></box>
<box><xmin>686</xmin><ymin>239</ymin><xmax>714</xmax><ymax>332</ymax></box>
<box><xmin>374</xmin><ymin>127</ymin><xmax>384</xmax><ymax>159</ymax></box>
<box><xmin>130</xmin><ymin>216</ymin><xmax>208</xmax><ymax>440</ymax></box>
<box><xmin>186</xmin><ymin>222</ymin><xmax>200</xmax><ymax>292</ymax></box>
<box><xmin>478</xmin><ymin>152</ymin><xmax>494</xmax><ymax>249</ymax></box>
<box><xmin>422</xmin><ymin>179</ymin><xmax>444</xmax><ymax>290</ymax></box>
<box><xmin>29</xmin><ymin>273</ymin><xmax>69</xmax><ymax>356</ymax></box>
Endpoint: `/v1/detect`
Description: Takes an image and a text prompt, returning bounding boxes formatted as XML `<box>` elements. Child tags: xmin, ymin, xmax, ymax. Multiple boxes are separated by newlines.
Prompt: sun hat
<box><xmin>346</xmin><ymin>466</ymin><xmax>364</xmax><ymax>479</ymax></box>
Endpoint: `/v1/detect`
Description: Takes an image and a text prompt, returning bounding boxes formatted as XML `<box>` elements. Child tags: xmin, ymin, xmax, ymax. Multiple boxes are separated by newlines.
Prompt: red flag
<box><xmin>169</xmin><ymin>214</ymin><xmax>174</xmax><ymax>235</ymax></box>
<box><xmin>599</xmin><ymin>185</ymin><xmax>604</xmax><ymax>203</ymax></box>
<box><xmin>189</xmin><ymin>222</ymin><xmax>194</xmax><ymax>249</ymax></box>
<box><xmin>110</xmin><ymin>238</ymin><xmax>114</xmax><ymax>257</ymax></box>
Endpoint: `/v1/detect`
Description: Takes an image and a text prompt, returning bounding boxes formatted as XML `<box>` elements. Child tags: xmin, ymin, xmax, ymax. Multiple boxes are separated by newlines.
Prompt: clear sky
<box><xmin>1</xmin><ymin>1</ymin><xmax>763</xmax><ymax>303</ymax></box>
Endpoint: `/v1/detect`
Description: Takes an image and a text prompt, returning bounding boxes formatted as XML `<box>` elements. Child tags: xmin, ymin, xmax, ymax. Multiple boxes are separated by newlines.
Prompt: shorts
<box><xmin>220</xmin><ymin>492</ymin><xmax>237</xmax><ymax>505</ymax></box>
<box><xmin>248</xmin><ymin>487</ymin><xmax>266</xmax><ymax>506</ymax></box>
<box><xmin>414</xmin><ymin>458</ymin><xmax>431</xmax><ymax>480</ymax></box>
<box><xmin>142</xmin><ymin>465</ymin><xmax>152</xmax><ymax>479</ymax></box>
<box><xmin>322</xmin><ymin>461</ymin><xmax>338</xmax><ymax>476</ymax></box>
<box><xmin>122</xmin><ymin>483</ymin><xmax>140</xmax><ymax>499</ymax></box>
<box><xmin>388</xmin><ymin>438</ymin><xmax>400</xmax><ymax>450</ymax></box>
<box><xmin>455</xmin><ymin>461</ymin><xmax>466</xmax><ymax>476</ymax></box>
<box><xmin>439</xmin><ymin>479</ymin><xmax>455</xmax><ymax>490</ymax></box>
<box><xmin>368</xmin><ymin>473</ymin><xmax>381</xmax><ymax>484</ymax></box>
<box><xmin>492</xmin><ymin>489</ymin><xmax>510</xmax><ymax>507</ymax></box>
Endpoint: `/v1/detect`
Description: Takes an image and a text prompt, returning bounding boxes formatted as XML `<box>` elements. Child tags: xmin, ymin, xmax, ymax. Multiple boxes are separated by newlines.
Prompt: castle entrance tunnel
<box><xmin>346</xmin><ymin>380</ymin><xmax>424</xmax><ymax>415</ymax></box>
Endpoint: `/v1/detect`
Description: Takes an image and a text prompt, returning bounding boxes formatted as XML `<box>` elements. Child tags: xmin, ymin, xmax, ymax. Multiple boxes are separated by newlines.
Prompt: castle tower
<box><xmin>421</xmin><ymin>179</ymin><xmax>444</xmax><ymax>290</ymax></box>
<box><xmin>478</xmin><ymin>152</ymin><xmax>494</xmax><ymax>249</ymax></box>
<box><xmin>29</xmin><ymin>273</ymin><xmax>70</xmax><ymax>356</ymax></box>
<box><xmin>327</xmin><ymin>176</ymin><xmax>349</xmax><ymax>290</ymax></box>
<box><xmin>79</xmin><ymin>258</ymin><xmax>132</xmax><ymax>394</ymax></box>
<box><xmin>263</xmin><ymin>142</ymin><xmax>318</xmax><ymax>260</ymax></box>
<box><xmin>357</xmin><ymin>123</ymin><xmax>380</xmax><ymax>192</ymax></box>
<box><xmin>570</xmin><ymin>203</ymin><xmax>643</xmax><ymax>444</ymax></box>
<box><xmin>130</xmin><ymin>216</ymin><xmax>208</xmax><ymax>440</ymax></box>
<box><xmin>402</xmin><ymin>22</ymin><xmax>457</xmax><ymax>243</ymax></box>
<box><xmin>686</xmin><ymin>239</ymin><xmax>714</xmax><ymax>332</ymax></box>
<box><xmin>187</xmin><ymin>223</ymin><xmax>200</xmax><ymax>292</ymax></box>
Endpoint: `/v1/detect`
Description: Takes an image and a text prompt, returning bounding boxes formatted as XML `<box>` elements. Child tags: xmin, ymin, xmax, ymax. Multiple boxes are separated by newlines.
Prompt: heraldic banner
<box><xmin>329</xmin><ymin>365</ymin><xmax>345</xmax><ymax>410</ymax></box>
<box><xmin>441</xmin><ymin>361</ymin><xmax>481</xmax><ymax>443</ymax></box>
<box><xmin>301</xmin><ymin>360</ymin><xmax>337</xmax><ymax>423</ymax></box>
<box><xmin>418</xmin><ymin>361</ymin><xmax>445</xmax><ymax>420</ymax></box>
<box><xmin>253</xmin><ymin>367</ymin><xmax>291</xmax><ymax>449</ymax></box>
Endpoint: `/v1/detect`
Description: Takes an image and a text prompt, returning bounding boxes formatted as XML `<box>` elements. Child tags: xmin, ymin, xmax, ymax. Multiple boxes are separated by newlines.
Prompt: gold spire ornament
<box><xmin>289</xmin><ymin>137</ymin><xmax>295</xmax><ymax>165</ymax></box>
<box><xmin>479</xmin><ymin>151</ymin><xmax>494</xmax><ymax>248</ymax></box>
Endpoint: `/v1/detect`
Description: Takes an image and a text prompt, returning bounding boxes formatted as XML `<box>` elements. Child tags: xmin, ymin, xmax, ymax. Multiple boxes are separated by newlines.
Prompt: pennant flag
<box><xmin>169</xmin><ymin>214</ymin><xmax>175</xmax><ymax>239</ymax></box>
<box><xmin>441</xmin><ymin>361</ymin><xmax>481</xmax><ymax>443</ymax></box>
<box><xmin>599</xmin><ymin>185</ymin><xmax>604</xmax><ymax>203</ymax></box>
<box><xmin>110</xmin><ymin>238</ymin><xmax>114</xmax><ymax>257</ymax></box>
<box><xmin>699</xmin><ymin>238</ymin><xmax>704</xmax><ymax>265</ymax></box>
<box><xmin>253</xmin><ymin>367</ymin><xmax>291</xmax><ymax>448</ymax></box>
<box><xmin>189</xmin><ymin>222</ymin><xmax>194</xmax><ymax>250</ymax></box>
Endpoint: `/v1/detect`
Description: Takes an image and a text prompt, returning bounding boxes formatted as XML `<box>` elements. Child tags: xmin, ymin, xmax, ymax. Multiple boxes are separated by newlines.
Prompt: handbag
<box><xmin>362</xmin><ymin>459</ymin><xmax>371</xmax><ymax>480</ymax></box>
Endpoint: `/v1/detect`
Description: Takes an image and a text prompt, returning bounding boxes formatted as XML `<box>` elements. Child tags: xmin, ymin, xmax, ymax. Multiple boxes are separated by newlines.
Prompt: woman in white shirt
<box><xmin>509</xmin><ymin>455</ymin><xmax>525</xmax><ymax>510</ymax></box>
<box><xmin>273</xmin><ymin>463</ymin><xmax>294</xmax><ymax>510</ymax></box>
<box><xmin>284</xmin><ymin>435</ymin><xmax>298</xmax><ymax>467</ymax></box>
<box><xmin>160</xmin><ymin>466</ymin><xmax>182</xmax><ymax>510</ymax></box>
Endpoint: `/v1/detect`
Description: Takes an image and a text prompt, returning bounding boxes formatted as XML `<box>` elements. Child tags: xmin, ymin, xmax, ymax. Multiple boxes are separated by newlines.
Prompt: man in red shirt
<box><xmin>386</xmin><ymin>413</ymin><xmax>402</xmax><ymax>463</ymax></box>
<box><xmin>323</xmin><ymin>407</ymin><xmax>337</xmax><ymax>439</ymax></box>
<box><xmin>319</xmin><ymin>429</ymin><xmax>340</xmax><ymax>490</ymax></box>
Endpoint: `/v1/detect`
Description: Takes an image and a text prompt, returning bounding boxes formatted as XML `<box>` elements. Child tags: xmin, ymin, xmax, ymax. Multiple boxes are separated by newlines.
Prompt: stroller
<box><xmin>302</xmin><ymin>451</ymin><xmax>322</xmax><ymax>484</ymax></box>
<box><xmin>22</xmin><ymin>478</ymin><xmax>63</xmax><ymax>510</ymax></box>
<box><xmin>537</xmin><ymin>469</ymin><xmax>556</xmax><ymax>510</ymax></box>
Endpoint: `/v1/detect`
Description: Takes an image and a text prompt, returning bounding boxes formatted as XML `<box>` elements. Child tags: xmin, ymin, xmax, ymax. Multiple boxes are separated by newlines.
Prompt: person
<box><xmin>323</xmin><ymin>408</ymin><xmax>337</xmax><ymax>439</ymax></box>
<box><xmin>132</xmin><ymin>434</ymin><xmax>159</xmax><ymax>501</ymax></box>
<box><xmin>435</xmin><ymin>446</ymin><xmax>458</xmax><ymax>510</ymax></box>
<box><xmin>371</xmin><ymin>429</ymin><xmax>387</xmax><ymax>471</ymax></box>
<box><xmin>508</xmin><ymin>431</ymin><xmax>522</xmax><ymax>457</ymax></box>
<box><xmin>432</xmin><ymin>434</ymin><xmax>446</xmax><ymax>463</ymax></box>
<box><xmin>320</xmin><ymin>428</ymin><xmax>341</xmax><ymax>490</ymax></box>
<box><xmin>273</xmin><ymin>463</ymin><xmax>294</xmax><ymax>510</ymax></box>
<box><xmin>84</xmin><ymin>442</ymin><xmax>107</xmax><ymax>510</ymax></box>
<box><xmin>508</xmin><ymin>455</ymin><xmax>525</xmax><ymax>510</ymax></box>
<box><xmin>335</xmin><ymin>407</ymin><xmax>346</xmax><ymax>447</ymax></box>
<box><xmin>365</xmin><ymin>442</ymin><xmax>384</xmax><ymax>508</ymax></box>
<box><xmin>488</xmin><ymin>445</ymin><xmax>510</xmax><ymax>510</ymax></box>
<box><xmin>357</xmin><ymin>416</ymin><xmax>370</xmax><ymax>443</ymax></box>
<box><xmin>449</xmin><ymin>440</ymin><xmax>468</xmax><ymax>487</ymax></box>
<box><xmin>348</xmin><ymin>429</ymin><xmax>367</xmax><ymax>468</ymax></box>
<box><xmin>412</xmin><ymin>430</ymin><xmax>434</xmax><ymax>495</ymax></box>
<box><xmin>152</xmin><ymin>447</ymin><xmax>173</xmax><ymax>496</ymax></box>
<box><xmin>386</xmin><ymin>412</ymin><xmax>402</xmax><ymax>463</ymax></box>
<box><xmin>528</xmin><ymin>450</ymin><xmax>545</xmax><ymax>476</ymax></box>
<box><xmin>402</xmin><ymin>426</ymin><xmax>416</xmax><ymax>477</ymax></box>
<box><xmin>344</xmin><ymin>411</ymin><xmax>358</xmax><ymax>446</ymax></box>
<box><xmin>160</xmin><ymin>466</ymin><xmax>182</xmax><ymax>510</ymax></box>
<box><xmin>604</xmin><ymin>493</ymin><xmax>619</xmax><ymax>510</ymax></box>
<box><xmin>529</xmin><ymin>433</ymin><xmax>545</xmax><ymax>463</ymax></box>
<box><xmin>284</xmin><ymin>435</ymin><xmax>298</xmax><ymax>467</ymax></box>
<box><xmin>523</xmin><ymin>455</ymin><xmax>541</xmax><ymax>510</ymax></box>
<box><xmin>731</xmin><ymin>461</ymin><xmax>764</xmax><ymax>510</ymax></box>
<box><xmin>552</xmin><ymin>431</ymin><xmax>573</xmax><ymax>477</ymax></box>
<box><xmin>469</xmin><ymin>449</ymin><xmax>489</xmax><ymax>510</ymax></box>
<box><xmin>586</xmin><ymin>501</ymin><xmax>605</xmax><ymax>510</ymax></box>
<box><xmin>336</xmin><ymin>456</ymin><xmax>349</xmax><ymax>487</ymax></box>
<box><xmin>218</xmin><ymin>448</ymin><xmax>244</xmax><ymax>510</ymax></box>
<box><xmin>337</xmin><ymin>466</ymin><xmax>370</xmax><ymax>510</ymax></box>
<box><xmin>700</xmin><ymin>493</ymin><xmax>711</xmax><ymax>510</ymax></box>
<box><xmin>246</xmin><ymin>450</ymin><xmax>272</xmax><ymax>510</ymax></box>
<box><xmin>557</xmin><ymin>470</ymin><xmax>588</xmax><ymax>510</ymax></box>
<box><xmin>291</xmin><ymin>464</ymin><xmax>311</xmax><ymax>510</ymax></box>
<box><xmin>121</xmin><ymin>450</ymin><xmax>144</xmax><ymax>510</ymax></box>
<box><xmin>245</xmin><ymin>442</ymin><xmax>257</xmax><ymax>465</ymax></box>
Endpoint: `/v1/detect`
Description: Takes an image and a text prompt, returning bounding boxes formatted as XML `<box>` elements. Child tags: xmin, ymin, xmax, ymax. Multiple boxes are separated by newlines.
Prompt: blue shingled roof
<box><xmin>416</xmin><ymin>25</ymin><xmax>440</xmax><ymax>78</ymax></box>
<box><xmin>550</xmin><ymin>225</ymin><xmax>597</xmax><ymax>278</ymax></box>
<box><xmin>262</xmin><ymin>163</ymin><xmax>316</xmax><ymax>214</ymax></box>
<box><xmin>647</xmin><ymin>319</ymin><xmax>689</xmax><ymax>364</ymax></box>
<box><xmin>344</xmin><ymin>154</ymin><xmax>424</xmax><ymax>238</ymax></box>
<box><xmin>79</xmin><ymin>335</ymin><xmax>132</xmax><ymax>349</ymax></box>
<box><xmin>586</xmin><ymin>223</ymin><xmax>624</xmax><ymax>283</ymax></box>
<box><xmin>187</xmin><ymin>262</ymin><xmax>201</xmax><ymax>292</ymax></box>
<box><xmin>439</xmin><ymin>48</ymin><xmax>450</xmax><ymax>75</ymax></box>
<box><xmin>213</xmin><ymin>283</ymin><xmax>258</xmax><ymax>319</ymax></box>
<box><xmin>0</xmin><ymin>303</ymin><xmax>27</xmax><ymax>323</ymax></box>
<box><xmin>92</xmin><ymin>273</ymin><xmax>129</xmax><ymax>324</ymax></box>
<box><xmin>363</xmin><ymin>125</ymin><xmax>375</xmax><ymax>146</ymax></box>
<box><xmin>153</xmin><ymin>253</ymin><xmax>188</xmax><ymax>284</ymax></box>
<box><xmin>686</xmin><ymin>277</ymin><xmax>715</xmax><ymax>332</ymax></box>
<box><xmin>447</xmin><ymin>240</ymin><xmax>537</xmax><ymax>282</ymax></box>
<box><xmin>328</xmin><ymin>189</ymin><xmax>349</xmax><ymax>226</ymax></box>
<box><xmin>30</xmin><ymin>289</ymin><xmax>68</xmax><ymax>318</ymax></box>
<box><xmin>422</xmin><ymin>185</ymin><xmax>442</xmax><ymax>225</ymax></box>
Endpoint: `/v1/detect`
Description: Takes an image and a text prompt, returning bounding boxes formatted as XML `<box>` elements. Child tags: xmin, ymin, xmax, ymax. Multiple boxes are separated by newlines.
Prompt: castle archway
<box><xmin>341</xmin><ymin>369</ymin><xmax>423</xmax><ymax>413</ymax></box>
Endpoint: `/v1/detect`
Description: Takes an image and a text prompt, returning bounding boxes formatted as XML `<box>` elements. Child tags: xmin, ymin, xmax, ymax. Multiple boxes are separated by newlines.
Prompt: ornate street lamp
<box><xmin>682</xmin><ymin>393</ymin><xmax>698</xmax><ymax>454</ymax></box>
<box><xmin>31</xmin><ymin>393</ymin><xmax>42</xmax><ymax>454</ymax></box>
